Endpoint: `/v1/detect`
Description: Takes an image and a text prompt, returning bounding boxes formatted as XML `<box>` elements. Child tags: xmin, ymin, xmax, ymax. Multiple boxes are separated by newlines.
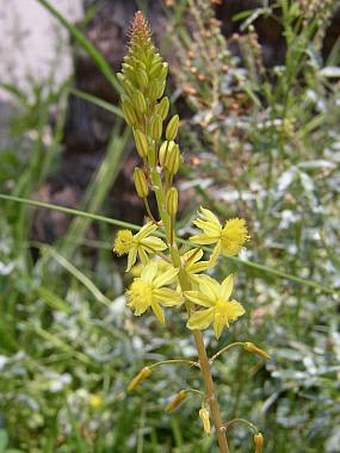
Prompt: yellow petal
<box><xmin>141</xmin><ymin>261</ymin><xmax>158</xmax><ymax>282</ymax></box>
<box><xmin>153</xmin><ymin>288</ymin><xmax>183</xmax><ymax>306</ymax></box>
<box><xmin>190</xmin><ymin>234</ymin><xmax>219</xmax><ymax>245</ymax></box>
<box><xmin>136</xmin><ymin>222</ymin><xmax>158</xmax><ymax>239</ymax></box>
<box><xmin>221</xmin><ymin>274</ymin><xmax>234</xmax><ymax>300</ymax></box>
<box><xmin>142</xmin><ymin>236</ymin><xmax>167</xmax><ymax>251</ymax></box>
<box><xmin>153</xmin><ymin>267</ymin><xmax>178</xmax><ymax>288</ymax></box>
<box><xmin>199</xmin><ymin>275</ymin><xmax>220</xmax><ymax>301</ymax></box>
<box><xmin>184</xmin><ymin>290</ymin><xmax>213</xmax><ymax>308</ymax></box>
<box><xmin>186</xmin><ymin>308</ymin><xmax>215</xmax><ymax>331</ymax></box>
<box><xmin>151</xmin><ymin>302</ymin><xmax>165</xmax><ymax>324</ymax></box>
<box><xmin>126</xmin><ymin>248</ymin><xmax>137</xmax><ymax>272</ymax></box>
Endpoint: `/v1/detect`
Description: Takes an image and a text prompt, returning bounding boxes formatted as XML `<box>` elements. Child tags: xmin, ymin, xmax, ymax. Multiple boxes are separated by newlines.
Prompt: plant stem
<box><xmin>193</xmin><ymin>330</ymin><xmax>229</xmax><ymax>453</ymax></box>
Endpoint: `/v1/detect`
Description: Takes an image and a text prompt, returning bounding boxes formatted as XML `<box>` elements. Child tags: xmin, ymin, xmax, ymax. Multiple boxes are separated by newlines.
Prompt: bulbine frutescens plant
<box><xmin>113</xmin><ymin>11</ymin><xmax>268</xmax><ymax>452</ymax></box>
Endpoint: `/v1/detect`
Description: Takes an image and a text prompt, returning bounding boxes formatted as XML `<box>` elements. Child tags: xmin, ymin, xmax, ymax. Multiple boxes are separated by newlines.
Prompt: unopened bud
<box><xmin>127</xmin><ymin>367</ymin><xmax>152</xmax><ymax>392</ymax></box>
<box><xmin>133</xmin><ymin>129</ymin><xmax>149</xmax><ymax>159</ymax></box>
<box><xmin>159</xmin><ymin>140</ymin><xmax>180</xmax><ymax>175</ymax></box>
<box><xmin>244</xmin><ymin>342</ymin><xmax>270</xmax><ymax>360</ymax></box>
<box><xmin>149</xmin><ymin>60</ymin><xmax>164</xmax><ymax>79</ymax></box>
<box><xmin>122</xmin><ymin>99</ymin><xmax>138</xmax><ymax>126</ymax></box>
<box><xmin>166</xmin><ymin>188</ymin><xmax>178</xmax><ymax>216</ymax></box>
<box><xmin>199</xmin><ymin>408</ymin><xmax>211</xmax><ymax>435</ymax></box>
<box><xmin>134</xmin><ymin>167</ymin><xmax>149</xmax><ymax>198</ymax></box>
<box><xmin>166</xmin><ymin>114</ymin><xmax>180</xmax><ymax>141</ymax></box>
<box><xmin>134</xmin><ymin>90</ymin><xmax>147</xmax><ymax>114</ymax></box>
<box><xmin>149</xmin><ymin>80</ymin><xmax>166</xmax><ymax>101</ymax></box>
<box><xmin>253</xmin><ymin>432</ymin><xmax>264</xmax><ymax>453</ymax></box>
<box><xmin>138</xmin><ymin>69</ymin><xmax>149</xmax><ymax>90</ymax></box>
<box><xmin>150</xmin><ymin>114</ymin><xmax>163</xmax><ymax>141</ymax></box>
<box><xmin>165</xmin><ymin>390</ymin><xmax>187</xmax><ymax>412</ymax></box>
<box><xmin>156</xmin><ymin>97</ymin><xmax>170</xmax><ymax>120</ymax></box>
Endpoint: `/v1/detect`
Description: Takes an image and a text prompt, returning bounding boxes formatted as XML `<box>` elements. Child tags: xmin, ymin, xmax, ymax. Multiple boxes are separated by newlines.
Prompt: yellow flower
<box><xmin>185</xmin><ymin>274</ymin><xmax>245</xmax><ymax>339</ymax></box>
<box><xmin>181</xmin><ymin>248</ymin><xmax>209</xmax><ymax>285</ymax></box>
<box><xmin>190</xmin><ymin>207</ymin><xmax>249</xmax><ymax>264</ymax></box>
<box><xmin>127</xmin><ymin>261</ymin><xmax>183</xmax><ymax>324</ymax></box>
<box><xmin>113</xmin><ymin>222</ymin><xmax>167</xmax><ymax>271</ymax></box>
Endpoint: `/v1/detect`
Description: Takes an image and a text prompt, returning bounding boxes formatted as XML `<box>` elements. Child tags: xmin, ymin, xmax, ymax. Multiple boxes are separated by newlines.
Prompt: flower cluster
<box><xmin>113</xmin><ymin>206</ymin><xmax>248</xmax><ymax>338</ymax></box>
<box><xmin>112</xmin><ymin>11</ymin><xmax>250</xmax><ymax>340</ymax></box>
<box><xmin>114</xmin><ymin>11</ymin><xmax>267</xmax><ymax>448</ymax></box>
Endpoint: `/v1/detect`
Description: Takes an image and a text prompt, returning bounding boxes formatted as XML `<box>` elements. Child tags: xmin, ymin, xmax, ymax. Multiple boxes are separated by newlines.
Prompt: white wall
<box><xmin>0</xmin><ymin>0</ymin><xmax>83</xmax><ymax>101</ymax></box>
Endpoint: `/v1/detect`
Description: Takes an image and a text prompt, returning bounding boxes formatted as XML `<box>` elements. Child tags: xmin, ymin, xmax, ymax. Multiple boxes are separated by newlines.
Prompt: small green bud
<box><xmin>160</xmin><ymin>62</ymin><xmax>169</xmax><ymax>81</ymax></box>
<box><xmin>156</xmin><ymin>97</ymin><xmax>170</xmax><ymax>120</ymax></box>
<box><xmin>159</xmin><ymin>140</ymin><xmax>175</xmax><ymax>167</ymax></box>
<box><xmin>134</xmin><ymin>167</ymin><xmax>149</xmax><ymax>198</ymax></box>
<box><xmin>165</xmin><ymin>389</ymin><xmax>187</xmax><ymax>412</ymax></box>
<box><xmin>166</xmin><ymin>188</ymin><xmax>178</xmax><ymax>216</ymax></box>
<box><xmin>122</xmin><ymin>99</ymin><xmax>138</xmax><ymax>126</ymax></box>
<box><xmin>148</xmin><ymin>80</ymin><xmax>166</xmax><ymax>101</ymax></box>
<box><xmin>127</xmin><ymin>366</ymin><xmax>152</xmax><ymax>392</ymax></box>
<box><xmin>244</xmin><ymin>342</ymin><xmax>270</xmax><ymax>360</ymax></box>
<box><xmin>133</xmin><ymin>129</ymin><xmax>149</xmax><ymax>159</ymax></box>
<box><xmin>133</xmin><ymin>90</ymin><xmax>147</xmax><ymax>114</ymax></box>
<box><xmin>159</xmin><ymin>140</ymin><xmax>180</xmax><ymax>175</ymax></box>
<box><xmin>138</xmin><ymin>69</ymin><xmax>149</xmax><ymax>90</ymax></box>
<box><xmin>149</xmin><ymin>114</ymin><xmax>163</xmax><ymax>141</ymax></box>
<box><xmin>149</xmin><ymin>61</ymin><xmax>164</xmax><ymax>79</ymax></box>
<box><xmin>166</xmin><ymin>114</ymin><xmax>180</xmax><ymax>141</ymax></box>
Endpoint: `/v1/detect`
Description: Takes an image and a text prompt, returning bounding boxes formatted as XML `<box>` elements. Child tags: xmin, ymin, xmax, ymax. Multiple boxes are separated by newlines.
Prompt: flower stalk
<box><xmin>112</xmin><ymin>11</ymin><xmax>263</xmax><ymax>452</ymax></box>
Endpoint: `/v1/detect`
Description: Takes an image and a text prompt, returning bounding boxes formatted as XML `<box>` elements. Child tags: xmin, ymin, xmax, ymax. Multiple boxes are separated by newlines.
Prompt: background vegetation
<box><xmin>0</xmin><ymin>0</ymin><xmax>339</xmax><ymax>451</ymax></box>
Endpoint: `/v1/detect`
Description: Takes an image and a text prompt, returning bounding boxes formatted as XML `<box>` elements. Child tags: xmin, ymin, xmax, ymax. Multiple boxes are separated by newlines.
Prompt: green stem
<box><xmin>148</xmin><ymin>359</ymin><xmax>199</xmax><ymax>369</ymax></box>
<box><xmin>210</xmin><ymin>342</ymin><xmax>245</xmax><ymax>363</ymax></box>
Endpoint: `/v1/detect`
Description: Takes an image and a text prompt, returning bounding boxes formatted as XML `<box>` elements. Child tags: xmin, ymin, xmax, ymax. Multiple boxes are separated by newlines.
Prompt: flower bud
<box><xmin>199</xmin><ymin>408</ymin><xmax>211</xmax><ymax>435</ymax></box>
<box><xmin>166</xmin><ymin>188</ymin><xmax>178</xmax><ymax>216</ymax></box>
<box><xmin>149</xmin><ymin>60</ymin><xmax>164</xmax><ymax>79</ymax></box>
<box><xmin>149</xmin><ymin>114</ymin><xmax>163</xmax><ymax>141</ymax></box>
<box><xmin>148</xmin><ymin>80</ymin><xmax>166</xmax><ymax>101</ymax></box>
<box><xmin>122</xmin><ymin>99</ymin><xmax>138</xmax><ymax>126</ymax></box>
<box><xmin>165</xmin><ymin>390</ymin><xmax>187</xmax><ymax>412</ymax></box>
<box><xmin>166</xmin><ymin>114</ymin><xmax>180</xmax><ymax>141</ymax></box>
<box><xmin>127</xmin><ymin>367</ymin><xmax>152</xmax><ymax>392</ymax></box>
<box><xmin>133</xmin><ymin>129</ymin><xmax>149</xmax><ymax>159</ymax></box>
<box><xmin>159</xmin><ymin>141</ymin><xmax>180</xmax><ymax>175</ymax></box>
<box><xmin>253</xmin><ymin>432</ymin><xmax>264</xmax><ymax>453</ymax></box>
<box><xmin>134</xmin><ymin>167</ymin><xmax>149</xmax><ymax>199</ymax></box>
<box><xmin>138</xmin><ymin>69</ymin><xmax>149</xmax><ymax>90</ymax></box>
<box><xmin>133</xmin><ymin>90</ymin><xmax>147</xmax><ymax>114</ymax></box>
<box><xmin>244</xmin><ymin>342</ymin><xmax>270</xmax><ymax>360</ymax></box>
<box><xmin>156</xmin><ymin>97</ymin><xmax>170</xmax><ymax>120</ymax></box>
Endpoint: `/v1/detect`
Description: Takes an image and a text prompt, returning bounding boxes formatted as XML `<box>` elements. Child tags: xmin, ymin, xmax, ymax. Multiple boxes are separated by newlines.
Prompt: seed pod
<box><xmin>122</xmin><ymin>99</ymin><xmax>138</xmax><ymax>126</ymax></box>
<box><xmin>149</xmin><ymin>114</ymin><xmax>163</xmax><ymax>141</ymax></box>
<box><xmin>166</xmin><ymin>188</ymin><xmax>179</xmax><ymax>216</ymax></box>
<box><xmin>254</xmin><ymin>433</ymin><xmax>264</xmax><ymax>453</ymax></box>
<box><xmin>244</xmin><ymin>342</ymin><xmax>270</xmax><ymax>360</ymax></box>
<box><xmin>156</xmin><ymin>97</ymin><xmax>170</xmax><ymax>120</ymax></box>
<box><xmin>199</xmin><ymin>408</ymin><xmax>211</xmax><ymax>435</ymax></box>
<box><xmin>133</xmin><ymin>129</ymin><xmax>149</xmax><ymax>159</ymax></box>
<box><xmin>134</xmin><ymin>90</ymin><xmax>147</xmax><ymax>114</ymax></box>
<box><xmin>127</xmin><ymin>367</ymin><xmax>152</xmax><ymax>392</ymax></box>
<box><xmin>134</xmin><ymin>167</ymin><xmax>149</xmax><ymax>198</ymax></box>
<box><xmin>165</xmin><ymin>390</ymin><xmax>187</xmax><ymax>412</ymax></box>
<box><xmin>166</xmin><ymin>114</ymin><xmax>180</xmax><ymax>141</ymax></box>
